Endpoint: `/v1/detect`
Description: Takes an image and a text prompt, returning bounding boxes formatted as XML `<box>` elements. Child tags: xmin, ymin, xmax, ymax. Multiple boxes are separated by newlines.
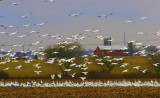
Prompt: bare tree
<box><xmin>44</xmin><ymin>42</ymin><xmax>84</xmax><ymax>59</ymax></box>
<box><xmin>96</xmin><ymin>56</ymin><xmax>124</xmax><ymax>74</ymax></box>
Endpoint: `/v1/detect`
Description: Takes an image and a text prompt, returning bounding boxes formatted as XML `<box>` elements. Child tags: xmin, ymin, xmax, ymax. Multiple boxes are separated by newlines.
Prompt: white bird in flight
<box><xmin>3</xmin><ymin>67</ymin><xmax>10</xmax><ymax>71</ymax></box>
<box><xmin>125</xmin><ymin>20</ymin><xmax>133</xmax><ymax>23</ymax></box>
<box><xmin>34</xmin><ymin>71</ymin><xmax>42</xmax><ymax>75</ymax></box>
<box><xmin>44</xmin><ymin>0</ymin><xmax>54</xmax><ymax>3</ymax></box>
<box><xmin>10</xmin><ymin>2</ymin><xmax>20</xmax><ymax>6</ymax></box>
<box><xmin>80</xmin><ymin>77</ymin><xmax>86</xmax><ymax>81</ymax></box>
<box><xmin>82</xmin><ymin>72</ymin><xmax>88</xmax><ymax>75</ymax></box>
<box><xmin>140</xmin><ymin>17</ymin><xmax>147</xmax><ymax>20</ymax></box>
<box><xmin>9</xmin><ymin>31</ymin><xmax>17</xmax><ymax>36</ymax></box>
<box><xmin>64</xmin><ymin>69</ymin><xmax>71</xmax><ymax>72</ymax></box>
<box><xmin>51</xmin><ymin>74</ymin><xmax>55</xmax><ymax>79</ymax></box>
<box><xmin>68</xmin><ymin>13</ymin><xmax>82</xmax><ymax>17</ymax></box>
<box><xmin>20</xmin><ymin>13</ymin><xmax>32</xmax><ymax>18</ymax></box>
<box><xmin>137</xmin><ymin>32</ymin><xmax>145</xmax><ymax>35</ymax></box>
<box><xmin>57</xmin><ymin>74</ymin><xmax>62</xmax><ymax>78</ymax></box>
<box><xmin>70</xmin><ymin>73</ymin><xmax>76</xmax><ymax>77</ymax></box>
<box><xmin>140</xmin><ymin>69</ymin><xmax>147</xmax><ymax>73</ymax></box>
<box><xmin>84</xmin><ymin>29</ymin><xmax>91</xmax><ymax>32</ymax></box>
<box><xmin>122</xmin><ymin>69</ymin><xmax>129</xmax><ymax>73</ymax></box>
<box><xmin>133</xmin><ymin>66</ymin><xmax>141</xmax><ymax>70</ymax></box>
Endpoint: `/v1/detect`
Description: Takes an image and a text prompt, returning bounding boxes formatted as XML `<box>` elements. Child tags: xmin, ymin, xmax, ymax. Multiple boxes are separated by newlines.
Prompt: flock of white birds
<box><xmin>0</xmin><ymin>0</ymin><xmax>160</xmax><ymax>52</ymax></box>
<box><xmin>0</xmin><ymin>0</ymin><xmax>160</xmax><ymax>87</ymax></box>
<box><xmin>0</xmin><ymin>53</ymin><xmax>156</xmax><ymax>82</ymax></box>
<box><xmin>0</xmin><ymin>80</ymin><xmax>160</xmax><ymax>87</ymax></box>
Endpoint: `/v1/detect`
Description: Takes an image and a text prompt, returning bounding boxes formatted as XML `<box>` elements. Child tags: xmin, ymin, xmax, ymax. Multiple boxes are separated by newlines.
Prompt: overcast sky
<box><xmin>0</xmin><ymin>0</ymin><xmax>160</xmax><ymax>51</ymax></box>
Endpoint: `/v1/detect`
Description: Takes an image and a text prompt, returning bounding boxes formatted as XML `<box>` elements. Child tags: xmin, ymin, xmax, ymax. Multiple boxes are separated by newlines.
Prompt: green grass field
<box><xmin>0</xmin><ymin>56</ymin><xmax>158</xmax><ymax>79</ymax></box>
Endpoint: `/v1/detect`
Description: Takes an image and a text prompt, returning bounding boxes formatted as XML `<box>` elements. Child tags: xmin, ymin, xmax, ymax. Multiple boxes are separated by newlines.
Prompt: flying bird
<box><xmin>133</xmin><ymin>66</ymin><xmax>141</xmax><ymax>70</ymax></box>
<box><xmin>3</xmin><ymin>67</ymin><xmax>10</xmax><ymax>71</ymax></box>
<box><xmin>80</xmin><ymin>77</ymin><xmax>86</xmax><ymax>81</ymax></box>
<box><xmin>137</xmin><ymin>32</ymin><xmax>145</xmax><ymax>35</ymax></box>
<box><xmin>10</xmin><ymin>2</ymin><xmax>20</xmax><ymax>6</ymax></box>
<box><xmin>9</xmin><ymin>31</ymin><xmax>17</xmax><ymax>36</ymax></box>
<box><xmin>35</xmin><ymin>22</ymin><xmax>47</xmax><ymax>26</ymax></box>
<box><xmin>68</xmin><ymin>13</ymin><xmax>83</xmax><ymax>17</ymax></box>
<box><xmin>51</xmin><ymin>74</ymin><xmax>55</xmax><ymax>79</ymax></box>
<box><xmin>19</xmin><ymin>13</ymin><xmax>32</xmax><ymax>18</ymax></box>
<box><xmin>57</xmin><ymin>74</ymin><xmax>62</xmax><ymax>78</ymax></box>
<box><xmin>125</xmin><ymin>20</ymin><xmax>133</xmax><ymax>23</ymax></box>
<box><xmin>64</xmin><ymin>69</ymin><xmax>71</xmax><ymax>72</ymax></box>
<box><xmin>44</xmin><ymin>0</ymin><xmax>54</xmax><ymax>3</ymax></box>
<box><xmin>70</xmin><ymin>73</ymin><xmax>76</xmax><ymax>77</ymax></box>
<box><xmin>122</xmin><ymin>69</ymin><xmax>129</xmax><ymax>73</ymax></box>
<box><xmin>98</xmin><ymin>13</ymin><xmax>113</xmax><ymax>18</ymax></box>
<box><xmin>140</xmin><ymin>17</ymin><xmax>147</xmax><ymax>20</ymax></box>
<box><xmin>34</xmin><ymin>71</ymin><xmax>42</xmax><ymax>75</ymax></box>
<box><xmin>84</xmin><ymin>29</ymin><xmax>91</xmax><ymax>32</ymax></box>
<box><xmin>140</xmin><ymin>69</ymin><xmax>147</xmax><ymax>73</ymax></box>
<box><xmin>82</xmin><ymin>72</ymin><xmax>88</xmax><ymax>75</ymax></box>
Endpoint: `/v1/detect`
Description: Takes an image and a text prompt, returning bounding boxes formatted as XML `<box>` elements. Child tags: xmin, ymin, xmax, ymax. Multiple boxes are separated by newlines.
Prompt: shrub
<box><xmin>87</xmin><ymin>70</ymin><xmax>106</xmax><ymax>79</ymax></box>
<box><xmin>0</xmin><ymin>71</ymin><xmax>9</xmax><ymax>79</ymax></box>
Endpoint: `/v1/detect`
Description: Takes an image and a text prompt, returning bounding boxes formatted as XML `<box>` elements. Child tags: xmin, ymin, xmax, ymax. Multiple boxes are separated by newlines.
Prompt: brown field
<box><xmin>0</xmin><ymin>87</ymin><xmax>160</xmax><ymax>98</ymax></box>
<box><xmin>0</xmin><ymin>79</ymin><xmax>160</xmax><ymax>97</ymax></box>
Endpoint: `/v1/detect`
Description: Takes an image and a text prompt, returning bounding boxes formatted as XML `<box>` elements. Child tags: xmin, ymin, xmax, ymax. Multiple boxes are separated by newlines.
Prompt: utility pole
<box><xmin>124</xmin><ymin>32</ymin><xmax>126</xmax><ymax>46</ymax></box>
<box><xmin>23</xmin><ymin>44</ymin><xmax>24</xmax><ymax>51</ymax></box>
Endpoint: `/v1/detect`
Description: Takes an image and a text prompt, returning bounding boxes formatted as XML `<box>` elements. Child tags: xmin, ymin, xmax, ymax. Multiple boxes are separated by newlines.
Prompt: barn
<box><xmin>94</xmin><ymin>46</ymin><xmax>128</xmax><ymax>56</ymax></box>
